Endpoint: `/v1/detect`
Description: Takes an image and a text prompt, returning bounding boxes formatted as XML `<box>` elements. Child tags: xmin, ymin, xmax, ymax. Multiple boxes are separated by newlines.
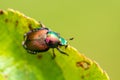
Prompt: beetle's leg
<box><xmin>52</xmin><ymin>48</ymin><xmax>56</xmax><ymax>59</ymax></box>
<box><xmin>56</xmin><ymin>47</ymin><xmax>69</xmax><ymax>56</ymax></box>
<box><xmin>28</xmin><ymin>24</ymin><xmax>34</xmax><ymax>31</ymax></box>
<box><xmin>38</xmin><ymin>21</ymin><xmax>46</xmax><ymax>28</ymax></box>
<box><xmin>22</xmin><ymin>41</ymin><xmax>25</xmax><ymax>47</ymax></box>
<box><xmin>22</xmin><ymin>41</ymin><xmax>27</xmax><ymax>49</ymax></box>
<box><xmin>41</xmin><ymin>23</ymin><xmax>46</xmax><ymax>28</ymax></box>
<box><xmin>22</xmin><ymin>33</ymin><xmax>28</xmax><ymax>49</ymax></box>
<box><xmin>23</xmin><ymin>33</ymin><xmax>27</xmax><ymax>40</ymax></box>
<box><xmin>65</xmin><ymin>45</ymin><xmax>68</xmax><ymax>49</ymax></box>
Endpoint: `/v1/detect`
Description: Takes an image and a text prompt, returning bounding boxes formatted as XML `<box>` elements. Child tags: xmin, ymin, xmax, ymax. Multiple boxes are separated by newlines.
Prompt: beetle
<box><xmin>22</xmin><ymin>23</ymin><xmax>69</xmax><ymax>58</ymax></box>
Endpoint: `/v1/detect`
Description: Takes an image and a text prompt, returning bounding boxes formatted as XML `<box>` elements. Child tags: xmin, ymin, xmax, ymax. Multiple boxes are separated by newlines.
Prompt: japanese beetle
<box><xmin>22</xmin><ymin>23</ymin><xmax>69</xmax><ymax>58</ymax></box>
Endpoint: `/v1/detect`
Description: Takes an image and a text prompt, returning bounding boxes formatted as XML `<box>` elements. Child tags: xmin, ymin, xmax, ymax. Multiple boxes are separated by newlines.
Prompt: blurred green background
<box><xmin>0</xmin><ymin>0</ymin><xmax>120</xmax><ymax>80</ymax></box>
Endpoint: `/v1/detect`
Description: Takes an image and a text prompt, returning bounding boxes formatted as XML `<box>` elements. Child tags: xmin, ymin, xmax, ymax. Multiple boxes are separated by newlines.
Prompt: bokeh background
<box><xmin>0</xmin><ymin>0</ymin><xmax>120</xmax><ymax>80</ymax></box>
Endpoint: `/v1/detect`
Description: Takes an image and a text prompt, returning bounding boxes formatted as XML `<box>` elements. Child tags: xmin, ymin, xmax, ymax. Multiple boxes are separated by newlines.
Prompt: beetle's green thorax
<box><xmin>46</xmin><ymin>31</ymin><xmax>67</xmax><ymax>46</ymax></box>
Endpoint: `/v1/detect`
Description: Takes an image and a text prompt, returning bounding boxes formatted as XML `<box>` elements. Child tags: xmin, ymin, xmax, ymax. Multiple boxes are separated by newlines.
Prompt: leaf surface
<box><xmin>0</xmin><ymin>9</ymin><xmax>109</xmax><ymax>80</ymax></box>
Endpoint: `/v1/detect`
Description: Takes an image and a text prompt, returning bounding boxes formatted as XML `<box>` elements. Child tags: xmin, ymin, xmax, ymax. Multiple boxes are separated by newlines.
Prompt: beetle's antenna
<box><xmin>65</xmin><ymin>37</ymin><xmax>74</xmax><ymax>49</ymax></box>
<box><xmin>66</xmin><ymin>37</ymin><xmax>74</xmax><ymax>41</ymax></box>
<box><xmin>52</xmin><ymin>49</ymin><xmax>56</xmax><ymax>59</ymax></box>
<box><xmin>69</xmin><ymin>37</ymin><xmax>74</xmax><ymax>40</ymax></box>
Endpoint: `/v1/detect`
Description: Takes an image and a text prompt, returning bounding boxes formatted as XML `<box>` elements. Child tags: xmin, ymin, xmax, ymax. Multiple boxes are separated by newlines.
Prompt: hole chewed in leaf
<box><xmin>37</xmin><ymin>54</ymin><xmax>42</xmax><ymax>59</ymax></box>
<box><xmin>4</xmin><ymin>74</ymin><xmax>8</xmax><ymax>79</ymax></box>
<box><xmin>0</xmin><ymin>10</ymin><xmax>4</xmax><ymax>15</ymax></box>
<box><xmin>76</xmin><ymin>61</ymin><xmax>90</xmax><ymax>70</ymax></box>
<box><xmin>81</xmin><ymin>75</ymin><xmax>85</xmax><ymax>79</ymax></box>
<box><xmin>5</xmin><ymin>19</ymin><xmax>9</xmax><ymax>23</ymax></box>
<box><xmin>15</xmin><ymin>20</ymin><xmax>19</xmax><ymax>27</ymax></box>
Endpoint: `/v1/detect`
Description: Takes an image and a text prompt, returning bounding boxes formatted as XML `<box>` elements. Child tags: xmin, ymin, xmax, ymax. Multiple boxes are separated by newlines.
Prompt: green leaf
<box><xmin>0</xmin><ymin>9</ymin><xmax>110</xmax><ymax>80</ymax></box>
